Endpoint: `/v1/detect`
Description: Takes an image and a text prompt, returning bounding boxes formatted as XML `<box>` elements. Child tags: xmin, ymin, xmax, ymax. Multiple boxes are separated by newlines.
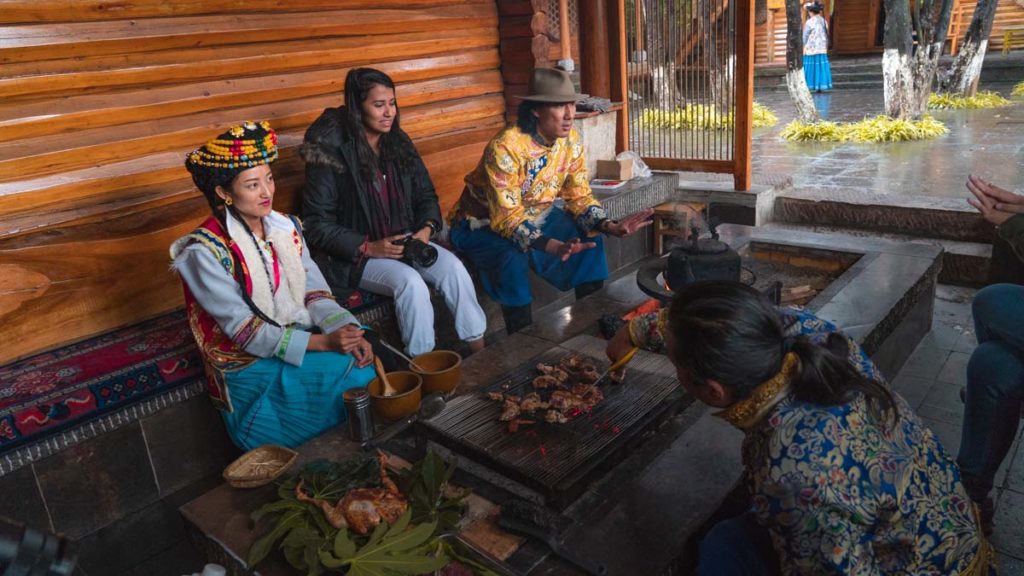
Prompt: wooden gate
<box><xmin>625</xmin><ymin>0</ymin><xmax>754</xmax><ymax>189</ymax></box>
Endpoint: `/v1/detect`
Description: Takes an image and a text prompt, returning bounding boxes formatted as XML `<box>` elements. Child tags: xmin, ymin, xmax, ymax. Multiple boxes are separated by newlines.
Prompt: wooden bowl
<box><xmin>410</xmin><ymin>350</ymin><xmax>463</xmax><ymax>394</ymax></box>
<box><xmin>222</xmin><ymin>444</ymin><xmax>297</xmax><ymax>488</ymax></box>
<box><xmin>368</xmin><ymin>371</ymin><xmax>422</xmax><ymax>422</ymax></box>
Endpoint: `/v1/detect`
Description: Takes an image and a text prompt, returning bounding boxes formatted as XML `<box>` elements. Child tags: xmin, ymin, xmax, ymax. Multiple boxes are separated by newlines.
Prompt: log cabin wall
<box><xmin>498</xmin><ymin>0</ymin><xmax>580</xmax><ymax>120</ymax></box>
<box><xmin>949</xmin><ymin>0</ymin><xmax>1024</xmax><ymax>54</ymax></box>
<box><xmin>0</xmin><ymin>0</ymin><xmax>505</xmax><ymax>365</ymax></box>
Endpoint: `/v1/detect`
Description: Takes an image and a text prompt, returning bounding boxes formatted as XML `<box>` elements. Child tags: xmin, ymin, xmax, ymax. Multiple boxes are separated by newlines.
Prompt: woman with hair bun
<box><xmin>171</xmin><ymin>120</ymin><xmax>376</xmax><ymax>451</ymax></box>
<box><xmin>607</xmin><ymin>281</ymin><xmax>994</xmax><ymax>575</ymax></box>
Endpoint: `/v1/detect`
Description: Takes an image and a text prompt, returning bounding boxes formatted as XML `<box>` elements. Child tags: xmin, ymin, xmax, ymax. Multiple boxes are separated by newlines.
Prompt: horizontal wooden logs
<box><xmin>0</xmin><ymin>73</ymin><xmax>505</xmax><ymax>180</ymax></box>
<box><xmin>0</xmin><ymin>28</ymin><xmax>500</xmax><ymax>99</ymax></box>
<box><xmin>0</xmin><ymin>52</ymin><xmax>500</xmax><ymax>141</ymax></box>
<box><xmin>0</xmin><ymin>5</ymin><xmax>497</xmax><ymax>63</ymax></box>
<box><xmin>0</xmin><ymin>0</ymin><xmax>491</xmax><ymax>24</ymax></box>
<box><xmin>0</xmin><ymin>95</ymin><xmax>505</xmax><ymax>221</ymax></box>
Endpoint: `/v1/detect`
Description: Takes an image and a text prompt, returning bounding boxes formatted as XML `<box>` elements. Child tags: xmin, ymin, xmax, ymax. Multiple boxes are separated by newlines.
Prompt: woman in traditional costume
<box><xmin>802</xmin><ymin>2</ymin><xmax>832</xmax><ymax>92</ymax></box>
<box><xmin>300</xmin><ymin>68</ymin><xmax>486</xmax><ymax>357</ymax></box>
<box><xmin>609</xmin><ymin>282</ymin><xmax>995</xmax><ymax>575</ymax></box>
<box><xmin>171</xmin><ymin>121</ymin><xmax>376</xmax><ymax>451</ymax></box>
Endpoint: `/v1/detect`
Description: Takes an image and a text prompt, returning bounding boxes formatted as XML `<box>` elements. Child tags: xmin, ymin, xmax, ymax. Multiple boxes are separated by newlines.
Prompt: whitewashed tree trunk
<box><xmin>650</xmin><ymin>64</ymin><xmax>677</xmax><ymax>109</ymax></box>
<box><xmin>784</xmin><ymin>0</ymin><xmax>819</xmax><ymax>122</ymax></box>
<box><xmin>882</xmin><ymin>0</ymin><xmax>953</xmax><ymax>119</ymax></box>
<box><xmin>938</xmin><ymin>0</ymin><xmax>999</xmax><ymax>96</ymax></box>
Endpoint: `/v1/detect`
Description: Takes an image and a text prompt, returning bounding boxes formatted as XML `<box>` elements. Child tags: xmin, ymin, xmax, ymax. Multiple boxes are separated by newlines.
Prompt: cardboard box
<box><xmin>595</xmin><ymin>159</ymin><xmax>632</xmax><ymax>181</ymax></box>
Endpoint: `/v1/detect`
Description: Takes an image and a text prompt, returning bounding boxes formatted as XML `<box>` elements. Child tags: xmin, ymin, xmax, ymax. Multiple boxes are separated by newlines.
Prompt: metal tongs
<box><xmin>592</xmin><ymin>346</ymin><xmax>639</xmax><ymax>387</ymax></box>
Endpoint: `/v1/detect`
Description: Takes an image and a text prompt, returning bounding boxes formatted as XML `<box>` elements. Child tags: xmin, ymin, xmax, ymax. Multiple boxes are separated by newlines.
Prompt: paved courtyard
<box><xmin>893</xmin><ymin>284</ymin><xmax>1024</xmax><ymax>574</ymax></box>
<box><xmin>751</xmin><ymin>81</ymin><xmax>1024</xmax><ymax>202</ymax></box>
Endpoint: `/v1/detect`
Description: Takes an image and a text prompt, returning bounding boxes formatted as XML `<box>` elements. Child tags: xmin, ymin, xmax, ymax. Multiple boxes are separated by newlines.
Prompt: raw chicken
<box><xmin>294</xmin><ymin>451</ymin><xmax>408</xmax><ymax>535</ymax></box>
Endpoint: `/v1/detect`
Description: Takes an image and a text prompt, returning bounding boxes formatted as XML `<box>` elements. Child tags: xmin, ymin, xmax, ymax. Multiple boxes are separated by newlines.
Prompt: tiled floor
<box><xmin>893</xmin><ymin>284</ymin><xmax>1024</xmax><ymax>574</ymax></box>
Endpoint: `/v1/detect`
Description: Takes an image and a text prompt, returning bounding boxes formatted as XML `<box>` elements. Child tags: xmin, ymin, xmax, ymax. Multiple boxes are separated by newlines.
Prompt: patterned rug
<box><xmin>0</xmin><ymin>292</ymin><xmax>397</xmax><ymax>454</ymax></box>
<box><xmin>0</xmin><ymin>311</ymin><xmax>203</xmax><ymax>452</ymax></box>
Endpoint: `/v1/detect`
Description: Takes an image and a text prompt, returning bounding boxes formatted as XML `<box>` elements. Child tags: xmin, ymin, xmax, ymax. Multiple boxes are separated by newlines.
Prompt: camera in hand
<box><xmin>391</xmin><ymin>234</ymin><xmax>438</xmax><ymax>268</ymax></box>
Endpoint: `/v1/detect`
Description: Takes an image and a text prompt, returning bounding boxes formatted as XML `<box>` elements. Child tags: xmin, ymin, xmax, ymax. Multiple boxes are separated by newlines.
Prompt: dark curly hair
<box><xmin>341</xmin><ymin>68</ymin><xmax>419</xmax><ymax>176</ymax></box>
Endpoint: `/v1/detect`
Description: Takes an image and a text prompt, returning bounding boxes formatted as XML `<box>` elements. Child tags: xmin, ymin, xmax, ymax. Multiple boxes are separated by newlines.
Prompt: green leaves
<box><xmin>318</xmin><ymin>510</ymin><xmax>448</xmax><ymax>576</ymax></box>
<box><xmin>399</xmin><ymin>450</ymin><xmax>467</xmax><ymax>531</ymax></box>
<box><xmin>249</xmin><ymin>450</ymin><xmax>464</xmax><ymax>574</ymax></box>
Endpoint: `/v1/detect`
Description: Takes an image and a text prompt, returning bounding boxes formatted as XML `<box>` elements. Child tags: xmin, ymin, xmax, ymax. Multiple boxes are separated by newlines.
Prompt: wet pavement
<box><xmin>751</xmin><ymin>80</ymin><xmax>1024</xmax><ymax>201</ymax></box>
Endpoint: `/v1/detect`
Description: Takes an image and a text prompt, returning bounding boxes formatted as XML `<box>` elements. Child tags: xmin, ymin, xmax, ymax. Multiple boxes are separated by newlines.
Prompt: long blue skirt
<box><xmin>222</xmin><ymin>352</ymin><xmax>375</xmax><ymax>450</ymax></box>
<box><xmin>803</xmin><ymin>54</ymin><xmax>833</xmax><ymax>91</ymax></box>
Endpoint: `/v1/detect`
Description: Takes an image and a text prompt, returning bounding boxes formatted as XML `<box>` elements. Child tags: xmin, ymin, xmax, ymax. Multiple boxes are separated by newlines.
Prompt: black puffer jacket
<box><xmin>299</xmin><ymin>107</ymin><xmax>442</xmax><ymax>302</ymax></box>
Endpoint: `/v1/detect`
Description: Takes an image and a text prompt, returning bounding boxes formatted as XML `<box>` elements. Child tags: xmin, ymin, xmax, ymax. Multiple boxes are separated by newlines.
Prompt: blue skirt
<box><xmin>803</xmin><ymin>54</ymin><xmax>832</xmax><ymax>91</ymax></box>
<box><xmin>221</xmin><ymin>352</ymin><xmax>375</xmax><ymax>450</ymax></box>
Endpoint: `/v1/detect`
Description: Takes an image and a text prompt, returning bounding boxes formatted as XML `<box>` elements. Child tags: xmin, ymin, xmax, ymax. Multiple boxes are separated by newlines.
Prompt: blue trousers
<box><xmin>697</xmin><ymin>513</ymin><xmax>778</xmax><ymax>576</ymax></box>
<box><xmin>957</xmin><ymin>283</ymin><xmax>1024</xmax><ymax>502</ymax></box>
<box><xmin>449</xmin><ymin>207</ymin><xmax>609</xmax><ymax>307</ymax></box>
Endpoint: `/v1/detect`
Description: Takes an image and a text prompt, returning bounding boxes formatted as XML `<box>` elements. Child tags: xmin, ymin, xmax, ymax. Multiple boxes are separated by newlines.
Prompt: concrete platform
<box><xmin>179</xmin><ymin>221</ymin><xmax>944</xmax><ymax>575</ymax></box>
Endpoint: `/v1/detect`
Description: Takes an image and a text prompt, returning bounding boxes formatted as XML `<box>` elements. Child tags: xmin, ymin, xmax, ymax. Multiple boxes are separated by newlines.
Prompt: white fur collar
<box><xmin>227</xmin><ymin>210</ymin><xmax>311</xmax><ymax>327</ymax></box>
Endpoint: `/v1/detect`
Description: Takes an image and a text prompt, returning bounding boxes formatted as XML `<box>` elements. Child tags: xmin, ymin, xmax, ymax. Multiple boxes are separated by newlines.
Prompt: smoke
<box><xmin>664</xmin><ymin>203</ymin><xmax>709</xmax><ymax>251</ymax></box>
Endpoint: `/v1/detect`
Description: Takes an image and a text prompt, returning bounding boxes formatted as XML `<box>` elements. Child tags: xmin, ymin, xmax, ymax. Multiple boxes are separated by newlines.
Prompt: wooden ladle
<box><xmin>374</xmin><ymin>357</ymin><xmax>397</xmax><ymax>397</ymax></box>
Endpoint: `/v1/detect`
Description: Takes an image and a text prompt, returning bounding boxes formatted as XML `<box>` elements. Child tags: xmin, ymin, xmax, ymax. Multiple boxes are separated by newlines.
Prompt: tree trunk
<box><xmin>785</xmin><ymin>0</ymin><xmax>819</xmax><ymax>122</ymax></box>
<box><xmin>882</xmin><ymin>0</ymin><xmax>953</xmax><ymax>119</ymax></box>
<box><xmin>703</xmin><ymin>0</ymin><xmax>734</xmax><ymax>110</ymax></box>
<box><xmin>645</xmin><ymin>0</ymin><xmax>679</xmax><ymax>110</ymax></box>
<box><xmin>938</xmin><ymin>0</ymin><xmax>999</xmax><ymax>95</ymax></box>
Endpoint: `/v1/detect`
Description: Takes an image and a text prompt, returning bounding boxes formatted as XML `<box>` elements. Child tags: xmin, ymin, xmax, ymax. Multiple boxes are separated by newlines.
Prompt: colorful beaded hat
<box><xmin>185</xmin><ymin>120</ymin><xmax>279</xmax><ymax>194</ymax></box>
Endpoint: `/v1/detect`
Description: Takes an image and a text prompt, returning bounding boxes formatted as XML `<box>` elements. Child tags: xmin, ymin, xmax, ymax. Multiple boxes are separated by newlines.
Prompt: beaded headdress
<box><xmin>185</xmin><ymin>120</ymin><xmax>278</xmax><ymax>195</ymax></box>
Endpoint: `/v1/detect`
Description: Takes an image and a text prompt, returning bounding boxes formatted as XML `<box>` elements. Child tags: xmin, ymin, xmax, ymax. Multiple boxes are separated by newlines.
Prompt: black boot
<box><xmin>502</xmin><ymin>304</ymin><xmax>533</xmax><ymax>335</ymax></box>
<box><xmin>574</xmin><ymin>280</ymin><xmax>604</xmax><ymax>300</ymax></box>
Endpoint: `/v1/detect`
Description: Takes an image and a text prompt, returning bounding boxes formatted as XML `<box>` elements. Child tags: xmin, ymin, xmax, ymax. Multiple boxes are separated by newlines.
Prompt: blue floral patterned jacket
<box><xmin>628</xmin><ymin>307</ymin><xmax>995</xmax><ymax>575</ymax></box>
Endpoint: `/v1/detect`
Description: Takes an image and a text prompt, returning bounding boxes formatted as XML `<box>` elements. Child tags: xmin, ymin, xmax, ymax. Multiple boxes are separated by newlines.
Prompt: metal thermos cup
<box><xmin>343</xmin><ymin>388</ymin><xmax>374</xmax><ymax>442</ymax></box>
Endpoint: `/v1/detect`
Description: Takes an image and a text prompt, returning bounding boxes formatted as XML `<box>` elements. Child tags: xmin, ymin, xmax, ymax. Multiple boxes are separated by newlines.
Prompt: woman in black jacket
<box><xmin>300</xmin><ymin>68</ymin><xmax>486</xmax><ymax>356</ymax></box>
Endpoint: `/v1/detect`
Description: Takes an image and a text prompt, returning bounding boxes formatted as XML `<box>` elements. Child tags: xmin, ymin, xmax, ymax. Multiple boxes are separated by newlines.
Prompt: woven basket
<box><xmin>223</xmin><ymin>444</ymin><xmax>298</xmax><ymax>488</ymax></box>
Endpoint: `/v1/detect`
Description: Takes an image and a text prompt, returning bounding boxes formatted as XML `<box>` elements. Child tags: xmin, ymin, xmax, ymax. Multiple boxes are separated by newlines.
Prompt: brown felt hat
<box><xmin>516</xmin><ymin>67</ymin><xmax>588</xmax><ymax>103</ymax></box>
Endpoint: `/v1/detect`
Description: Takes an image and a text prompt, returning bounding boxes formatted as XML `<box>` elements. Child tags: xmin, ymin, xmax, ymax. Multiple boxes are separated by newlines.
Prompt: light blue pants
<box><xmin>359</xmin><ymin>242</ymin><xmax>486</xmax><ymax>356</ymax></box>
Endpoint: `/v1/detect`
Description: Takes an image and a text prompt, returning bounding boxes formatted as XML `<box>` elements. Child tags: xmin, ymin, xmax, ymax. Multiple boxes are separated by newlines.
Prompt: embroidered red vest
<box><xmin>176</xmin><ymin>215</ymin><xmax>302</xmax><ymax>412</ymax></box>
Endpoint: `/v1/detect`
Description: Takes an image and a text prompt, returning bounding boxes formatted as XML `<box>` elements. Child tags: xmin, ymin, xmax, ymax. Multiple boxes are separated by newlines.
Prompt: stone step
<box><xmin>759</xmin><ymin>221</ymin><xmax>991</xmax><ymax>286</ymax></box>
<box><xmin>774</xmin><ymin>190</ymin><xmax>993</xmax><ymax>243</ymax></box>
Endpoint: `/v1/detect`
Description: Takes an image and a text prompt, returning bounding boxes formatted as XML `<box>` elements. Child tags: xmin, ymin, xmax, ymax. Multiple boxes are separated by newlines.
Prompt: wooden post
<box><xmin>734</xmin><ymin>0</ymin><xmax>755</xmax><ymax>191</ymax></box>
<box><xmin>580</xmin><ymin>0</ymin><xmax>611</xmax><ymax>97</ymax></box>
<box><xmin>608</xmin><ymin>0</ymin><xmax>629</xmax><ymax>152</ymax></box>
<box><xmin>635</xmin><ymin>0</ymin><xmax>644</xmax><ymax>52</ymax></box>
<box><xmin>766</xmin><ymin>10</ymin><xmax>775</xmax><ymax>63</ymax></box>
<box><xmin>559</xmin><ymin>0</ymin><xmax>573</xmax><ymax>61</ymax></box>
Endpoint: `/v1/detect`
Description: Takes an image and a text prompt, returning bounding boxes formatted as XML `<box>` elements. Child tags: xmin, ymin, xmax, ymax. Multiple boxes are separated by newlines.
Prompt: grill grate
<box><xmin>418</xmin><ymin>345</ymin><xmax>681</xmax><ymax>507</ymax></box>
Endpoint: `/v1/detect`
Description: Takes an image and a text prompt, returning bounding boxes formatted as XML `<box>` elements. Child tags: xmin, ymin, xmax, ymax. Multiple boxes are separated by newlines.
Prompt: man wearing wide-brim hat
<box><xmin>447</xmin><ymin>67</ymin><xmax>653</xmax><ymax>334</ymax></box>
